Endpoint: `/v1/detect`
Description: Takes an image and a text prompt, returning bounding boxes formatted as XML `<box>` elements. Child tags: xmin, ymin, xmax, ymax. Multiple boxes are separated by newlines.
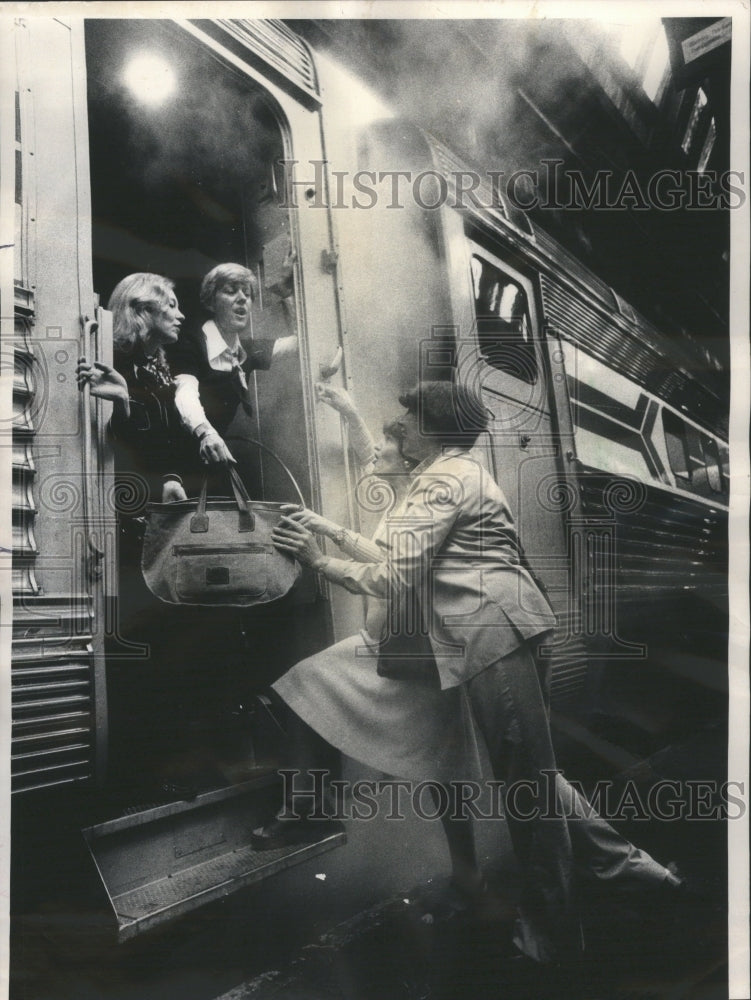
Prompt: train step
<box><xmin>82</xmin><ymin>775</ymin><xmax>346</xmax><ymax>943</ymax></box>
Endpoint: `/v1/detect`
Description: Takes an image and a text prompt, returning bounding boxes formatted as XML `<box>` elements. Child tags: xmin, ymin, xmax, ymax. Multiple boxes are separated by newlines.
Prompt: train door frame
<box><xmin>175</xmin><ymin>20</ymin><xmax>364</xmax><ymax>656</ymax></box>
<box><xmin>81</xmin><ymin>18</ymin><xmax>365</xmax><ymax>790</ymax></box>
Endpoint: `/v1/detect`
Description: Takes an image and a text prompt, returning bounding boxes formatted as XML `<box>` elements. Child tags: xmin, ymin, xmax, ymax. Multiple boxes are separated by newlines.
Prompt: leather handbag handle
<box><xmin>190</xmin><ymin>467</ymin><xmax>255</xmax><ymax>534</ymax></box>
<box><xmin>244</xmin><ymin>437</ymin><xmax>306</xmax><ymax>508</ymax></box>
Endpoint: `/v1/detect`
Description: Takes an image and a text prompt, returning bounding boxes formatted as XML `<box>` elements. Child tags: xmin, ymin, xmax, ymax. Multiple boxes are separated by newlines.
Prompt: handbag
<box><xmin>141</xmin><ymin>451</ymin><xmax>304</xmax><ymax>607</ymax></box>
<box><xmin>376</xmin><ymin>590</ymin><xmax>439</xmax><ymax>684</ymax></box>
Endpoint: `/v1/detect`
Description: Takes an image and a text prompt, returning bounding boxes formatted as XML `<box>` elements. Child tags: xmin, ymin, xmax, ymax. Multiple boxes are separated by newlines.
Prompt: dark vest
<box><xmin>167</xmin><ymin>324</ymin><xmax>274</xmax><ymax>437</ymax></box>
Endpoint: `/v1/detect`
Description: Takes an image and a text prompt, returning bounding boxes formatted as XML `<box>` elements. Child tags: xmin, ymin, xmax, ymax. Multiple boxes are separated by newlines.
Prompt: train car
<box><xmin>2</xmin><ymin>16</ymin><xmax>728</xmax><ymax>942</ymax></box>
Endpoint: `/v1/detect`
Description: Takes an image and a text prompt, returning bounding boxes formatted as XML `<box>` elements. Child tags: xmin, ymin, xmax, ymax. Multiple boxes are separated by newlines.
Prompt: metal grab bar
<box><xmin>80</xmin><ymin>314</ymin><xmax>105</xmax><ymax>582</ymax></box>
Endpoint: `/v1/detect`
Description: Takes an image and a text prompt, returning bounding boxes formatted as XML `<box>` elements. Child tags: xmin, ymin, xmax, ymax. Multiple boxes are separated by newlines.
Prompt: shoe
<box><xmin>250</xmin><ymin>815</ymin><xmax>342</xmax><ymax>850</ymax></box>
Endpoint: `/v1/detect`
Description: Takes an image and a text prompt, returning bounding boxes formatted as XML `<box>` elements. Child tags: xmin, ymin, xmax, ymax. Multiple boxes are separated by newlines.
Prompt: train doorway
<box><xmin>464</xmin><ymin>243</ymin><xmax>569</xmax><ymax>622</ymax></box>
<box><xmin>83</xmin><ymin>19</ymin><xmax>326</xmax><ymax>804</ymax></box>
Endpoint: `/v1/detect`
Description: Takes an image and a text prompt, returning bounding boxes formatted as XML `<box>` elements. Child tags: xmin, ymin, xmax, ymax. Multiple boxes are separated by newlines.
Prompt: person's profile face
<box><xmin>212</xmin><ymin>279</ymin><xmax>253</xmax><ymax>337</ymax></box>
<box><xmin>396</xmin><ymin>410</ymin><xmax>424</xmax><ymax>463</ymax></box>
<box><xmin>372</xmin><ymin>434</ymin><xmax>407</xmax><ymax>475</ymax></box>
<box><xmin>148</xmin><ymin>292</ymin><xmax>184</xmax><ymax>346</ymax></box>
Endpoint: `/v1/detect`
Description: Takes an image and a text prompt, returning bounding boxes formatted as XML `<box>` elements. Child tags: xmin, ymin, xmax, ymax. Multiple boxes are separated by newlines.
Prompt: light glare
<box><xmin>123</xmin><ymin>53</ymin><xmax>176</xmax><ymax>106</ymax></box>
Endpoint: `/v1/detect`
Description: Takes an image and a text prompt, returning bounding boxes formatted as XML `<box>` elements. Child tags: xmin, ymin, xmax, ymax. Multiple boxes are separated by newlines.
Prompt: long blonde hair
<box><xmin>108</xmin><ymin>273</ymin><xmax>175</xmax><ymax>358</ymax></box>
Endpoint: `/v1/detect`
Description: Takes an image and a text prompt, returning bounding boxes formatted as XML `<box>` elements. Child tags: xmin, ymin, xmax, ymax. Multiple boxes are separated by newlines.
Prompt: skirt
<box><xmin>272</xmin><ymin>630</ymin><xmax>486</xmax><ymax>785</ymax></box>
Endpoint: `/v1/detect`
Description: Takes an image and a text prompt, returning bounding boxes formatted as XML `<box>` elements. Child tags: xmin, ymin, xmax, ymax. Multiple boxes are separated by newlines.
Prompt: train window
<box><xmin>661</xmin><ymin>410</ymin><xmax>726</xmax><ymax>500</ymax></box>
<box><xmin>700</xmin><ymin>434</ymin><xmax>724</xmax><ymax>494</ymax></box>
<box><xmin>697</xmin><ymin>118</ymin><xmax>717</xmax><ymax>174</ymax></box>
<box><xmin>470</xmin><ymin>255</ymin><xmax>537</xmax><ymax>384</ymax></box>
<box><xmin>681</xmin><ymin>87</ymin><xmax>709</xmax><ymax>157</ymax></box>
<box><xmin>572</xmin><ymin>408</ymin><xmax>655</xmax><ymax>482</ymax></box>
<box><xmin>662</xmin><ymin>410</ymin><xmax>691</xmax><ymax>482</ymax></box>
<box><xmin>561</xmin><ymin>340</ymin><xmax>661</xmax><ymax>484</ymax></box>
<box><xmin>562</xmin><ymin>341</ymin><xmax>728</xmax><ymax>502</ymax></box>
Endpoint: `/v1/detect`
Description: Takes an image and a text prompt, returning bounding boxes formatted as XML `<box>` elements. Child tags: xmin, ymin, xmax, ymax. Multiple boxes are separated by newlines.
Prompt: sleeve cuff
<box><xmin>195</xmin><ymin>422</ymin><xmax>218</xmax><ymax>441</ymax></box>
<box><xmin>318</xmin><ymin>556</ymin><xmax>350</xmax><ymax>583</ymax></box>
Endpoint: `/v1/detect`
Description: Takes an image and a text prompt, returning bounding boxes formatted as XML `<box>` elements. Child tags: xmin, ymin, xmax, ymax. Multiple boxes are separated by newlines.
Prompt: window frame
<box><xmin>467</xmin><ymin>243</ymin><xmax>541</xmax><ymax>390</ymax></box>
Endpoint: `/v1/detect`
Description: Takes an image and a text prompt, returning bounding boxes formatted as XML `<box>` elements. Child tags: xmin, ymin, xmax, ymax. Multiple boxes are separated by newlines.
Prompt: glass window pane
<box><xmin>697</xmin><ymin>118</ymin><xmax>716</xmax><ymax>174</ymax></box>
<box><xmin>701</xmin><ymin>434</ymin><xmax>723</xmax><ymax>495</ymax></box>
<box><xmin>574</xmin><ymin>426</ymin><xmax>654</xmax><ymax>481</ymax></box>
<box><xmin>471</xmin><ymin>254</ymin><xmax>537</xmax><ymax>384</ymax></box>
<box><xmin>662</xmin><ymin>410</ymin><xmax>690</xmax><ymax>481</ymax></box>
<box><xmin>718</xmin><ymin>443</ymin><xmax>730</xmax><ymax>489</ymax></box>
<box><xmin>681</xmin><ymin>87</ymin><xmax>709</xmax><ymax>155</ymax></box>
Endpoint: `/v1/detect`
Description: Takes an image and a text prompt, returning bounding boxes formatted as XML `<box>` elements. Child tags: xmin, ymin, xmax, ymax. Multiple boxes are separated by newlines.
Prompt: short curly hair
<box><xmin>200</xmin><ymin>263</ymin><xmax>258</xmax><ymax>311</ymax></box>
<box><xmin>398</xmin><ymin>380</ymin><xmax>488</xmax><ymax>447</ymax></box>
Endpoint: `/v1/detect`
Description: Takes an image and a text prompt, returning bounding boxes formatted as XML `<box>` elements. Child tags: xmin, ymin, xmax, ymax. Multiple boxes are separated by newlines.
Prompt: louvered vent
<box><xmin>11</xmin><ymin>288</ymin><xmax>96</xmax><ymax>793</ymax></box>
<box><xmin>214</xmin><ymin>19</ymin><xmax>319</xmax><ymax>101</ymax></box>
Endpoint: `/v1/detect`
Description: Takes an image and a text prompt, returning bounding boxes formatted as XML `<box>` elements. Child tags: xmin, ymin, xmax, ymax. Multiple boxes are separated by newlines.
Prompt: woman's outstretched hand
<box><xmin>278</xmin><ymin>504</ymin><xmax>338</xmax><ymax>539</ymax></box>
<box><xmin>76</xmin><ymin>357</ymin><xmax>129</xmax><ymax>403</ymax></box>
<box><xmin>315</xmin><ymin>383</ymin><xmax>355</xmax><ymax>415</ymax></box>
<box><xmin>272</xmin><ymin>514</ymin><xmax>327</xmax><ymax>568</ymax></box>
<box><xmin>161</xmin><ymin>479</ymin><xmax>188</xmax><ymax>503</ymax></box>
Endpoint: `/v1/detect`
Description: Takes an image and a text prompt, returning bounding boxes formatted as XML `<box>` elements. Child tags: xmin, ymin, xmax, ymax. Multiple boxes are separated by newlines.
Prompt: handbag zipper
<box><xmin>172</xmin><ymin>544</ymin><xmax>273</xmax><ymax>555</ymax></box>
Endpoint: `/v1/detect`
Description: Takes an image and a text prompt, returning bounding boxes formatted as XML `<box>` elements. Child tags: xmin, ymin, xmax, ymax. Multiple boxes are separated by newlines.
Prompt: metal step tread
<box><xmin>82</xmin><ymin>777</ymin><xmax>346</xmax><ymax>942</ymax></box>
<box><xmin>113</xmin><ymin>828</ymin><xmax>346</xmax><ymax>938</ymax></box>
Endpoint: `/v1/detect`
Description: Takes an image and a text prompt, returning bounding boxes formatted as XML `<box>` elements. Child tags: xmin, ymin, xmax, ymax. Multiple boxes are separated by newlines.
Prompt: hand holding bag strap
<box><xmin>189</xmin><ymin>467</ymin><xmax>255</xmax><ymax>534</ymax></box>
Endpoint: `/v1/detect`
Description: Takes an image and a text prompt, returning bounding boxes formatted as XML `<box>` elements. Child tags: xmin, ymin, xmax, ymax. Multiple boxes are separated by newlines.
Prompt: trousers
<box><xmin>466</xmin><ymin>644</ymin><xmax>669</xmax><ymax>962</ymax></box>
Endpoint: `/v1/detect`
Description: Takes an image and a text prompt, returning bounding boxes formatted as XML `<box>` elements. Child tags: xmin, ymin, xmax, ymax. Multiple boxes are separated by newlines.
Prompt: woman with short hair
<box><xmin>252</xmin><ymin>401</ymin><xmax>487</xmax><ymax>902</ymax></box>
<box><xmin>271</xmin><ymin>379</ymin><xmax>684</xmax><ymax>965</ymax></box>
<box><xmin>169</xmin><ymin>261</ymin><xmax>297</xmax><ymax>467</ymax></box>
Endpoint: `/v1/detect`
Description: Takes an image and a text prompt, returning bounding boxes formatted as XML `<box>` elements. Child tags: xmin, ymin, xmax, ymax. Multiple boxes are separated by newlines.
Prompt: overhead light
<box><xmin>122</xmin><ymin>52</ymin><xmax>176</xmax><ymax>106</ymax></box>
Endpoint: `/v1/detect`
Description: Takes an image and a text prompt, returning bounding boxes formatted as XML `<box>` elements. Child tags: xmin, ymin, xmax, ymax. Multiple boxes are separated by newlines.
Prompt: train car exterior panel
<box><xmin>8</xmin><ymin>17</ymin><xmax>107</xmax><ymax>793</ymax></box>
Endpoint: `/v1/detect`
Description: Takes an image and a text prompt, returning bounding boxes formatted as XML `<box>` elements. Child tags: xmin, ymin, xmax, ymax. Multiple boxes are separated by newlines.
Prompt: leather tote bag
<box><xmin>376</xmin><ymin>590</ymin><xmax>439</xmax><ymax>684</ymax></box>
<box><xmin>141</xmin><ymin>453</ymin><xmax>304</xmax><ymax>607</ymax></box>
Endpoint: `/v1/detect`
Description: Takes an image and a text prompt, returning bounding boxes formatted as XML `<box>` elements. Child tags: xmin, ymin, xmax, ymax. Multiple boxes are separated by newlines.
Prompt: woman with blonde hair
<box><xmin>77</xmin><ymin>272</ymin><xmax>190</xmax><ymax>503</ymax></box>
<box><xmin>76</xmin><ymin>273</ymin><xmax>206</xmax><ymax>797</ymax></box>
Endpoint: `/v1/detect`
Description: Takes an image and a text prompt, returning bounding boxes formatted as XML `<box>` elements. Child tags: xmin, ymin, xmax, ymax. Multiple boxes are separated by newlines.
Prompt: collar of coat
<box><xmin>201</xmin><ymin>319</ymin><xmax>248</xmax><ymax>367</ymax></box>
<box><xmin>409</xmin><ymin>446</ymin><xmax>469</xmax><ymax>479</ymax></box>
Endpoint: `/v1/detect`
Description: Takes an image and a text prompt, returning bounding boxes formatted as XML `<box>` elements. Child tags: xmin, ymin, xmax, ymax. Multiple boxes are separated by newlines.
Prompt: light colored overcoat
<box><xmin>324</xmin><ymin>448</ymin><xmax>557</xmax><ymax>689</ymax></box>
